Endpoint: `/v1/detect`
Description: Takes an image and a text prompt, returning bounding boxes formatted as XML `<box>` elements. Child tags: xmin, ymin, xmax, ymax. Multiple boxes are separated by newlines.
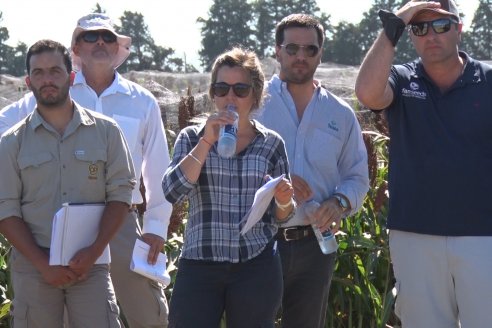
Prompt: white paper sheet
<box><xmin>240</xmin><ymin>174</ymin><xmax>285</xmax><ymax>235</ymax></box>
<box><xmin>50</xmin><ymin>203</ymin><xmax>110</xmax><ymax>266</ymax></box>
<box><xmin>130</xmin><ymin>239</ymin><xmax>171</xmax><ymax>286</ymax></box>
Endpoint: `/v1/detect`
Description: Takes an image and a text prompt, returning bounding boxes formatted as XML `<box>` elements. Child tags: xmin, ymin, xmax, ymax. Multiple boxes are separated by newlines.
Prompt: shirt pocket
<box><xmin>18</xmin><ymin>152</ymin><xmax>56</xmax><ymax>183</ymax></box>
<box><xmin>307</xmin><ymin>128</ymin><xmax>342</xmax><ymax>174</ymax></box>
<box><xmin>112</xmin><ymin>115</ymin><xmax>140</xmax><ymax>152</ymax></box>
<box><xmin>73</xmin><ymin>149</ymin><xmax>107</xmax><ymax>199</ymax></box>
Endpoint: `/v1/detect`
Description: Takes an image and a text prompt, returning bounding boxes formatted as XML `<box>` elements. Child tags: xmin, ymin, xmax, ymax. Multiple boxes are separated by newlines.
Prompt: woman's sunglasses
<box><xmin>280</xmin><ymin>43</ymin><xmax>320</xmax><ymax>57</ymax></box>
<box><xmin>212</xmin><ymin>82</ymin><xmax>252</xmax><ymax>98</ymax></box>
<box><xmin>78</xmin><ymin>30</ymin><xmax>117</xmax><ymax>43</ymax></box>
<box><xmin>410</xmin><ymin>18</ymin><xmax>458</xmax><ymax>37</ymax></box>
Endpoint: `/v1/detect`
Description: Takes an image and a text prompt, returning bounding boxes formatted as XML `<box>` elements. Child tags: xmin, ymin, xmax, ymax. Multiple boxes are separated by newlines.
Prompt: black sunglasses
<box><xmin>410</xmin><ymin>18</ymin><xmax>458</xmax><ymax>37</ymax></box>
<box><xmin>280</xmin><ymin>43</ymin><xmax>320</xmax><ymax>57</ymax></box>
<box><xmin>212</xmin><ymin>82</ymin><xmax>252</xmax><ymax>98</ymax></box>
<box><xmin>78</xmin><ymin>30</ymin><xmax>117</xmax><ymax>43</ymax></box>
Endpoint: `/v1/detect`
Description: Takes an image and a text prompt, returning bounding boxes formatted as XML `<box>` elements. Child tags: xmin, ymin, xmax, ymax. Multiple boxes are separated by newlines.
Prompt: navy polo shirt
<box><xmin>385</xmin><ymin>52</ymin><xmax>492</xmax><ymax>236</ymax></box>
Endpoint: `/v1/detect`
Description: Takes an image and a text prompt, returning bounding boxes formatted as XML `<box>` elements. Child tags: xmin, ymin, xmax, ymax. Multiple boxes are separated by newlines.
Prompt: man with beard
<box><xmin>0</xmin><ymin>14</ymin><xmax>172</xmax><ymax>327</ymax></box>
<box><xmin>0</xmin><ymin>39</ymin><xmax>135</xmax><ymax>327</ymax></box>
<box><xmin>257</xmin><ymin>14</ymin><xmax>369</xmax><ymax>328</ymax></box>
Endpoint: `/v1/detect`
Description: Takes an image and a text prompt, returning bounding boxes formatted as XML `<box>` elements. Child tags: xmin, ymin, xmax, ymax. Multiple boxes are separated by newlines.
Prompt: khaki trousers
<box><xmin>109</xmin><ymin>210</ymin><xmax>168</xmax><ymax>328</ymax></box>
<box><xmin>9</xmin><ymin>248</ymin><xmax>120</xmax><ymax>328</ymax></box>
<box><xmin>390</xmin><ymin>230</ymin><xmax>492</xmax><ymax>328</ymax></box>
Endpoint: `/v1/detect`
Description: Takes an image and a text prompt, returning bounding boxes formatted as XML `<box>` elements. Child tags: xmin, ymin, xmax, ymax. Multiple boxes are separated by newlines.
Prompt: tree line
<box><xmin>0</xmin><ymin>0</ymin><xmax>491</xmax><ymax>77</ymax></box>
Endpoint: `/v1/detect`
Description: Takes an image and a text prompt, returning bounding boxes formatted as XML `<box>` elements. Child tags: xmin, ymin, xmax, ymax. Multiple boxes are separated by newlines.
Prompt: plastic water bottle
<box><xmin>305</xmin><ymin>200</ymin><xmax>338</xmax><ymax>254</ymax></box>
<box><xmin>217</xmin><ymin>104</ymin><xmax>239</xmax><ymax>158</ymax></box>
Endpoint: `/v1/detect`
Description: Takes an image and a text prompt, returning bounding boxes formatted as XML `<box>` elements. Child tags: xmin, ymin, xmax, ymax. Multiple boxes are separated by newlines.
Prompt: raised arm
<box><xmin>355</xmin><ymin>1</ymin><xmax>442</xmax><ymax>110</ymax></box>
<box><xmin>355</xmin><ymin>31</ymin><xmax>396</xmax><ymax>110</ymax></box>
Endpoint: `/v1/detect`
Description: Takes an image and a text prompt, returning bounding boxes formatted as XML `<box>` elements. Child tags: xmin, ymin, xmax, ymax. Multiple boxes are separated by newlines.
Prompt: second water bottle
<box><xmin>305</xmin><ymin>200</ymin><xmax>338</xmax><ymax>254</ymax></box>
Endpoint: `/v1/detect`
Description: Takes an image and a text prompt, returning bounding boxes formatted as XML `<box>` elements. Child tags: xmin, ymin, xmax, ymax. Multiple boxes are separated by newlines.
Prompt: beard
<box><xmin>281</xmin><ymin>61</ymin><xmax>317</xmax><ymax>84</ymax></box>
<box><xmin>31</xmin><ymin>80</ymin><xmax>71</xmax><ymax>107</ymax></box>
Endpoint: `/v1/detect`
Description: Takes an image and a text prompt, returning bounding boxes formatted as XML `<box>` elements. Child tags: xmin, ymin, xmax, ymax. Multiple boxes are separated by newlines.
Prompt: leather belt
<box><xmin>277</xmin><ymin>225</ymin><xmax>313</xmax><ymax>241</ymax></box>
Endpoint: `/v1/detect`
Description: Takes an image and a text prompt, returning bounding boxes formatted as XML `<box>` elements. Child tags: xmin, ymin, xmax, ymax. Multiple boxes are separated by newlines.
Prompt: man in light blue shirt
<box><xmin>257</xmin><ymin>14</ymin><xmax>369</xmax><ymax>328</ymax></box>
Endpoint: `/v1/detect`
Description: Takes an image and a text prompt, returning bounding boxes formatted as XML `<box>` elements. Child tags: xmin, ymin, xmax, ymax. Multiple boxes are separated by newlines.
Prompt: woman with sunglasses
<box><xmin>356</xmin><ymin>0</ymin><xmax>492</xmax><ymax>327</ymax></box>
<box><xmin>163</xmin><ymin>47</ymin><xmax>295</xmax><ymax>328</ymax></box>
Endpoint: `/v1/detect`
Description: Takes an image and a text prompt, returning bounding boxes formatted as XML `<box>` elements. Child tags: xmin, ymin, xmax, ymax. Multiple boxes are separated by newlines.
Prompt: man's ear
<box><xmin>72</xmin><ymin>44</ymin><xmax>79</xmax><ymax>56</ymax></box>
<box><xmin>25</xmin><ymin>76</ymin><xmax>32</xmax><ymax>90</ymax></box>
<box><xmin>70</xmin><ymin>71</ymin><xmax>75</xmax><ymax>86</ymax></box>
<box><xmin>275</xmin><ymin>45</ymin><xmax>281</xmax><ymax>62</ymax></box>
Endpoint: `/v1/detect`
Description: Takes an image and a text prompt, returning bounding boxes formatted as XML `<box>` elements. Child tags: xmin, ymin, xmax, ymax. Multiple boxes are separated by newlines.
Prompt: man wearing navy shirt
<box><xmin>356</xmin><ymin>0</ymin><xmax>492</xmax><ymax>326</ymax></box>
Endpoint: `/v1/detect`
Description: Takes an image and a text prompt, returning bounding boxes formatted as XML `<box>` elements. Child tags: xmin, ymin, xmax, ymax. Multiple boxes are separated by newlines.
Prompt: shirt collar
<box><xmin>73</xmin><ymin>70</ymin><xmax>132</xmax><ymax>96</ymax></box>
<box><xmin>270</xmin><ymin>74</ymin><xmax>323</xmax><ymax>96</ymax></box>
<box><xmin>29</xmin><ymin>102</ymin><xmax>95</xmax><ymax>131</ymax></box>
<box><xmin>195</xmin><ymin>118</ymin><xmax>267</xmax><ymax>138</ymax></box>
<box><xmin>413</xmin><ymin>51</ymin><xmax>482</xmax><ymax>85</ymax></box>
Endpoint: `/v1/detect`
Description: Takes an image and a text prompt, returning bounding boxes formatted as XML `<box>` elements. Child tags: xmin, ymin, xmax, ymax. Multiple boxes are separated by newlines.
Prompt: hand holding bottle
<box><xmin>217</xmin><ymin>104</ymin><xmax>239</xmax><ymax>158</ymax></box>
<box><xmin>305</xmin><ymin>200</ymin><xmax>338</xmax><ymax>254</ymax></box>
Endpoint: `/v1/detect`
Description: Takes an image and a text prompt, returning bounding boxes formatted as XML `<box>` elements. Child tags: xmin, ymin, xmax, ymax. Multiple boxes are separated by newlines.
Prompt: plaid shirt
<box><xmin>163</xmin><ymin>120</ymin><xmax>290</xmax><ymax>262</ymax></box>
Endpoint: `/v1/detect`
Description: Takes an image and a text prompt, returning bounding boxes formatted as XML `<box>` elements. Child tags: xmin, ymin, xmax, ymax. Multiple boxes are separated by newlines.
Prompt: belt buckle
<box><xmin>283</xmin><ymin>227</ymin><xmax>297</xmax><ymax>241</ymax></box>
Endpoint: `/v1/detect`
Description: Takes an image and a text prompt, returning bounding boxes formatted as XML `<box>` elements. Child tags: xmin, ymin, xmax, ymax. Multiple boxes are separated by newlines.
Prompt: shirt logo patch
<box><xmin>88</xmin><ymin>164</ymin><xmax>98</xmax><ymax>180</ymax></box>
<box><xmin>410</xmin><ymin>82</ymin><xmax>419</xmax><ymax>90</ymax></box>
<box><xmin>401</xmin><ymin>82</ymin><xmax>427</xmax><ymax>100</ymax></box>
<box><xmin>328</xmin><ymin>120</ymin><xmax>339</xmax><ymax>132</ymax></box>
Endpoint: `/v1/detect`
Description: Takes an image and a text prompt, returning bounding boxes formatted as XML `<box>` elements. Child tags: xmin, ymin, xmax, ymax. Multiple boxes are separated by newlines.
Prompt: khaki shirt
<box><xmin>0</xmin><ymin>102</ymin><xmax>136</xmax><ymax>247</ymax></box>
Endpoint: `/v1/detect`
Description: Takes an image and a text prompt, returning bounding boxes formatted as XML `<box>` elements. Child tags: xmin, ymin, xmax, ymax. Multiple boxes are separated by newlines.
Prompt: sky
<box><xmin>0</xmin><ymin>0</ymin><xmax>481</xmax><ymax>70</ymax></box>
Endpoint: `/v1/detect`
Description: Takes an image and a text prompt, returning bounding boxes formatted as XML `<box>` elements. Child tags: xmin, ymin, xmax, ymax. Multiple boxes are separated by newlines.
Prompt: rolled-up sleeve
<box><xmin>162</xmin><ymin>128</ymin><xmax>197</xmax><ymax>203</ymax></box>
<box><xmin>0</xmin><ymin>133</ymin><xmax>22</xmax><ymax>220</ymax></box>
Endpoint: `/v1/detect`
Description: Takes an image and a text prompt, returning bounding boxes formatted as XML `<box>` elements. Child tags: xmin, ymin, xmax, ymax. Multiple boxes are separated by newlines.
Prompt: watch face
<box><xmin>336</xmin><ymin>195</ymin><xmax>348</xmax><ymax>209</ymax></box>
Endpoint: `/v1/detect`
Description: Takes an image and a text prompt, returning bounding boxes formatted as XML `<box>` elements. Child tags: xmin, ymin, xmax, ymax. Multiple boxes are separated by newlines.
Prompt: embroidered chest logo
<box><xmin>328</xmin><ymin>120</ymin><xmax>339</xmax><ymax>132</ymax></box>
<box><xmin>401</xmin><ymin>81</ymin><xmax>427</xmax><ymax>100</ymax></box>
<box><xmin>88</xmin><ymin>163</ymin><xmax>98</xmax><ymax>180</ymax></box>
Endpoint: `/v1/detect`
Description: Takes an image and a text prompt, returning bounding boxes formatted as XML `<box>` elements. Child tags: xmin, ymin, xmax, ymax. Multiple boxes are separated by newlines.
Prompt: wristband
<box><xmin>275</xmin><ymin>198</ymin><xmax>293</xmax><ymax>211</ymax></box>
<box><xmin>378</xmin><ymin>9</ymin><xmax>406</xmax><ymax>47</ymax></box>
<box><xmin>200</xmin><ymin>137</ymin><xmax>213</xmax><ymax>147</ymax></box>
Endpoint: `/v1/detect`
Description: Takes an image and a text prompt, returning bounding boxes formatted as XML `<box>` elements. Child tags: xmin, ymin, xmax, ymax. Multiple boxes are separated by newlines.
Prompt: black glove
<box><xmin>378</xmin><ymin>9</ymin><xmax>406</xmax><ymax>47</ymax></box>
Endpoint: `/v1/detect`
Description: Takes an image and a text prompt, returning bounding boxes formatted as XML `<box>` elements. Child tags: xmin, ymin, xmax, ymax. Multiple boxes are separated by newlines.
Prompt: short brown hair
<box><xmin>208</xmin><ymin>47</ymin><xmax>265</xmax><ymax>111</ymax></box>
<box><xmin>275</xmin><ymin>14</ymin><xmax>324</xmax><ymax>48</ymax></box>
<box><xmin>26</xmin><ymin>39</ymin><xmax>72</xmax><ymax>75</ymax></box>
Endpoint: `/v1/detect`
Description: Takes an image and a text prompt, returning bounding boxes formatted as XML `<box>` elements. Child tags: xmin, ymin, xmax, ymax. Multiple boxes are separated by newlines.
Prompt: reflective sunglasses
<box><xmin>78</xmin><ymin>30</ymin><xmax>117</xmax><ymax>43</ymax></box>
<box><xmin>212</xmin><ymin>82</ymin><xmax>252</xmax><ymax>98</ymax></box>
<box><xmin>280</xmin><ymin>43</ymin><xmax>320</xmax><ymax>57</ymax></box>
<box><xmin>410</xmin><ymin>18</ymin><xmax>458</xmax><ymax>37</ymax></box>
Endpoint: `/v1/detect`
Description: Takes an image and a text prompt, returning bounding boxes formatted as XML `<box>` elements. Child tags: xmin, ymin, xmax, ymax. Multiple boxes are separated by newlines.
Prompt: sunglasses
<box><xmin>78</xmin><ymin>30</ymin><xmax>117</xmax><ymax>43</ymax></box>
<box><xmin>410</xmin><ymin>18</ymin><xmax>458</xmax><ymax>37</ymax></box>
<box><xmin>280</xmin><ymin>43</ymin><xmax>320</xmax><ymax>57</ymax></box>
<box><xmin>212</xmin><ymin>82</ymin><xmax>252</xmax><ymax>98</ymax></box>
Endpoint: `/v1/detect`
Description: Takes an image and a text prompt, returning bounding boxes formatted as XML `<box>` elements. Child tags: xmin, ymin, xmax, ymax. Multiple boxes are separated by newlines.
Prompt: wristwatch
<box><xmin>333</xmin><ymin>194</ymin><xmax>349</xmax><ymax>211</ymax></box>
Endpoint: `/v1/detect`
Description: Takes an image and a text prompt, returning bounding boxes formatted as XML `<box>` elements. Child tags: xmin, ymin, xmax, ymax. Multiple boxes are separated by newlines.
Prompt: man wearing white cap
<box><xmin>356</xmin><ymin>0</ymin><xmax>492</xmax><ymax>326</ymax></box>
<box><xmin>0</xmin><ymin>13</ymin><xmax>172</xmax><ymax>327</ymax></box>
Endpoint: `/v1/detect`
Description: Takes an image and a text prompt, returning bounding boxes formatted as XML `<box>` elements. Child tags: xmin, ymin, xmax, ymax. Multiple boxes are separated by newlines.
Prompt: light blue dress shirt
<box><xmin>257</xmin><ymin>75</ymin><xmax>369</xmax><ymax>227</ymax></box>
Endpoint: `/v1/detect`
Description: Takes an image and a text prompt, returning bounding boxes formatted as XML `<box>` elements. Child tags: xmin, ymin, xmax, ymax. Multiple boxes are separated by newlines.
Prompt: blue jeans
<box><xmin>278</xmin><ymin>233</ymin><xmax>336</xmax><ymax>328</ymax></box>
<box><xmin>168</xmin><ymin>241</ymin><xmax>282</xmax><ymax>328</ymax></box>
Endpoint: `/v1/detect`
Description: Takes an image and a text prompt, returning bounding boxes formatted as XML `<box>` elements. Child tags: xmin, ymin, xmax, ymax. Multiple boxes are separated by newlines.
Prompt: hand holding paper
<box><xmin>50</xmin><ymin>203</ymin><xmax>110</xmax><ymax>266</ymax></box>
<box><xmin>130</xmin><ymin>239</ymin><xmax>171</xmax><ymax>286</ymax></box>
<box><xmin>240</xmin><ymin>174</ymin><xmax>285</xmax><ymax>235</ymax></box>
